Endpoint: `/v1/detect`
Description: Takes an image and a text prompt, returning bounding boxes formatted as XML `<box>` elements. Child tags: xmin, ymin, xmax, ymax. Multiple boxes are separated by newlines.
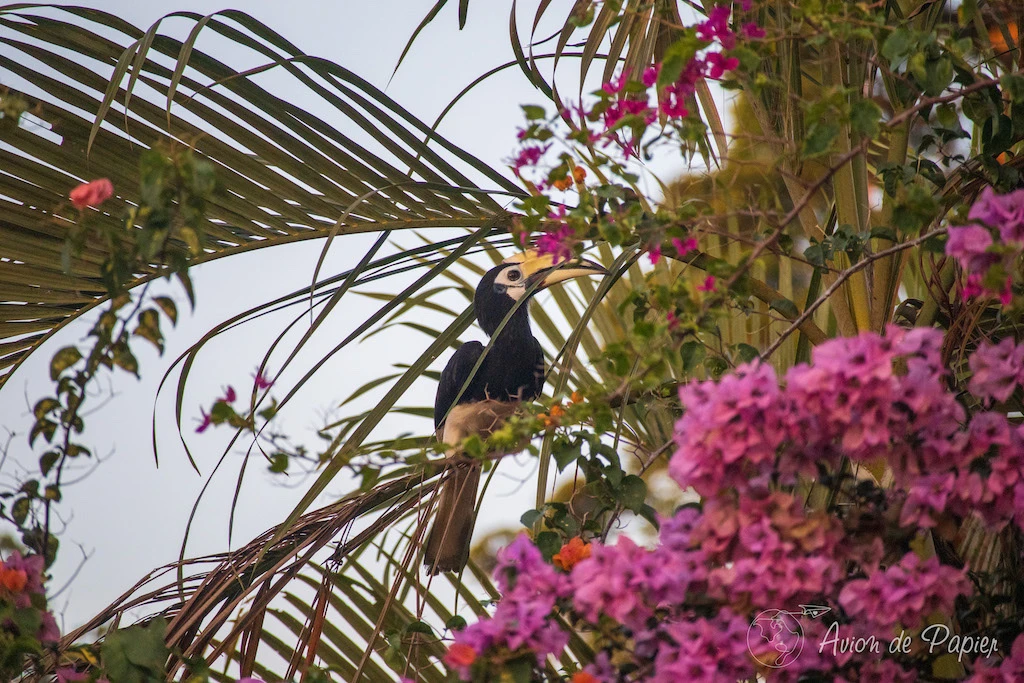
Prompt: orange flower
<box><xmin>443</xmin><ymin>643</ymin><xmax>477</xmax><ymax>669</ymax></box>
<box><xmin>69</xmin><ymin>178</ymin><xmax>114</xmax><ymax>209</ymax></box>
<box><xmin>571</xmin><ymin>673</ymin><xmax>598</xmax><ymax>683</ymax></box>
<box><xmin>570</xmin><ymin>390</ymin><xmax>584</xmax><ymax>404</ymax></box>
<box><xmin>572</xmin><ymin>166</ymin><xmax>587</xmax><ymax>183</ymax></box>
<box><xmin>0</xmin><ymin>565</ymin><xmax>28</xmax><ymax>593</ymax></box>
<box><xmin>552</xmin><ymin>536</ymin><xmax>591</xmax><ymax>571</ymax></box>
<box><xmin>552</xmin><ymin>176</ymin><xmax>573</xmax><ymax>191</ymax></box>
<box><xmin>548</xmin><ymin>405</ymin><xmax>564</xmax><ymax>418</ymax></box>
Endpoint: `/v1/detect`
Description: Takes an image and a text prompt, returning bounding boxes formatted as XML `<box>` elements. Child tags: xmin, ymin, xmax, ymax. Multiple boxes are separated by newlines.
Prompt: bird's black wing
<box><xmin>434</xmin><ymin>341</ymin><xmax>485</xmax><ymax>429</ymax></box>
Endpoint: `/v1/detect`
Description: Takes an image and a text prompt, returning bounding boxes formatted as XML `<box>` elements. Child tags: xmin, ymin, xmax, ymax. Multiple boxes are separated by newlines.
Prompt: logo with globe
<box><xmin>746</xmin><ymin>605</ymin><xmax>830</xmax><ymax>668</ymax></box>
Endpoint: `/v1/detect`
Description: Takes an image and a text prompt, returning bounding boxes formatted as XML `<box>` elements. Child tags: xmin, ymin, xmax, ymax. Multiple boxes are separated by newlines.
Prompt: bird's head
<box><xmin>475</xmin><ymin>249</ymin><xmax>606</xmax><ymax>336</ymax></box>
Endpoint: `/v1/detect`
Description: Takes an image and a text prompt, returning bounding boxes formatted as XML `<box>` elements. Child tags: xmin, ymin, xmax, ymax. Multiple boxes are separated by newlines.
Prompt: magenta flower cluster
<box><xmin>449</xmin><ymin>535</ymin><xmax>571</xmax><ymax>673</ymax></box>
<box><xmin>946</xmin><ymin>186</ymin><xmax>1024</xmax><ymax>305</ymax></box>
<box><xmin>444</xmin><ymin>327</ymin><xmax>1024</xmax><ymax>681</ymax></box>
<box><xmin>516</xmin><ymin>3</ymin><xmax>761</xmax><ymax>264</ymax></box>
<box><xmin>838</xmin><ymin>553</ymin><xmax>969</xmax><ymax>634</ymax></box>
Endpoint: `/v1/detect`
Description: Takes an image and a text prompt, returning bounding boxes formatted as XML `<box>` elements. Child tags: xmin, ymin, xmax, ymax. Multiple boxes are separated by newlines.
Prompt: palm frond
<box><xmin>0</xmin><ymin>4</ymin><xmax>522</xmax><ymax>389</ymax></box>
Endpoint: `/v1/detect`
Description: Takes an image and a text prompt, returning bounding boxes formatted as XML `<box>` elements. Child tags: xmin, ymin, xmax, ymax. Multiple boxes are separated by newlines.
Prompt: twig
<box><xmin>760</xmin><ymin>227</ymin><xmax>947</xmax><ymax>361</ymax></box>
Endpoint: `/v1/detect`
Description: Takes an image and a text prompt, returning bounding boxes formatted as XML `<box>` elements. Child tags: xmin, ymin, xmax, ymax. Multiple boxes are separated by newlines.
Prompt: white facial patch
<box><xmin>494</xmin><ymin>265</ymin><xmax>528</xmax><ymax>300</ymax></box>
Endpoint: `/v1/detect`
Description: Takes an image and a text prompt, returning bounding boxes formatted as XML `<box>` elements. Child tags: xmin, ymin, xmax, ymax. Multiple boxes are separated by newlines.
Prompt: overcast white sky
<box><xmin>0</xmin><ymin>0</ymin><xmax>720</xmax><ymax>635</ymax></box>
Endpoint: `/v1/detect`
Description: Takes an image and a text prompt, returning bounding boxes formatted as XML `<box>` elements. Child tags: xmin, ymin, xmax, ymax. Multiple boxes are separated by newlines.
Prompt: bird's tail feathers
<box><xmin>423</xmin><ymin>461</ymin><xmax>480</xmax><ymax>574</ymax></box>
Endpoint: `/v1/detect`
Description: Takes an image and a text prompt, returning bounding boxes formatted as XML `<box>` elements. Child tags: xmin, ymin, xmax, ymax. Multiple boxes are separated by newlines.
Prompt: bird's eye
<box><xmin>507</xmin><ymin>269</ymin><xmax>522</xmax><ymax>282</ymax></box>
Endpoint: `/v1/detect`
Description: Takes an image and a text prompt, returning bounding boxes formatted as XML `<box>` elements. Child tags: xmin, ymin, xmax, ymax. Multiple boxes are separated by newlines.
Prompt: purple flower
<box><xmin>704</xmin><ymin>51</ymin><xmax>739</xmax><ymax>79</ymax></box>
<box><xmin>946</xmin><ymin>225</ymin><xmax>995</xmax><ymax>272</ymax></box>
<box><xmin>672</xmin><ymin>237</ymin><xmax>698</xmax><ymax>255</ymax></box>
<box><xmin>511</xmin><ymin>144</ymin><xmax>550</xmax><ymax>177</ymax></box>
<box><xmin>222</xmin><ymin>385</ymin><xmax>237</xmax><ymax>403</ymax></box>
<box><xmin>254</xmin><ymin>369</ymin><xmax>274</xmax><ymax>390</ymax></box>
<box><xmin>742</xmin><ymin>22</ymin><xmax>766</xmax><ymax>39</ymax></box>
<box><xmin>647</xmin><ymin>244</ymin><xmax>662</xmax><ymax>265</ymax></box>
<box><xmin>642</xmin><ymin>64</ymin><xmax>661</xmax><ymax>87</ymax></box>
<box><xmin>602</xmin><ymin>72</ymin><xmax>629</xmax><ymax>95</ymax></box>
<box><xmin>969</xmin><ymin>337</ymin><xmax>1024</xmax><ymax>403</ymax></box>
<box><xmin>535</xmin><ymin>224</ymin><xmax>575</xmax><ymax>264</ymax></box>
<box><xmin>196</xmin><ymin>407</ymin><xmax>212</xmax><ymax>433</ymax></box>
<box><xmin>968</xmin><ymin>186</ymin><xmax>1024</xmax><ymax>242</ymax></box>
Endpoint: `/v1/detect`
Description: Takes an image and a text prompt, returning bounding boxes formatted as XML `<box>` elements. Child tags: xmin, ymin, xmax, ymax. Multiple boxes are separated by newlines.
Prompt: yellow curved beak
<box><xmin>503</xmin><ymin>249</ymin><xmax>607</xmax><ymax>289</ymax></box>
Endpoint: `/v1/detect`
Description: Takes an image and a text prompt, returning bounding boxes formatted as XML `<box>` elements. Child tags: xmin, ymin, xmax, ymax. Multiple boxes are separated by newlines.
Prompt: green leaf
<box><xmin>680</xmin><ymin>340</ymin><xmax>705</xmax><ymax>373</ymax></box>
<box><xmin>1002</xmin><ymin>73</ymin><xmax>1024</xmax><ymax>104</ymax></box>
<box><xmin>882</xmin><ymin>28</ymin><xmax>914</xmax><ymax>63</ymax></box>
<box><xmin>535</xmin><ymin>531</ymin><xmax>561</xmax><ymax>559</ymax></box>
<box><xmin>39</xmin><ymin>452</ymin><xmax>60</xmax><ymax>477</ymax></box>
<box><xmin>552</xmin><ymin>437</ymin><xmax>583</xmax><ymax>471</ymax></box>
<box><xmin>133</xmin><ymin>308</ymin><xmax>163</xmax><ymax>350</ymax></box>
<box><xmin>102</xmin><ymin>619</ymin><xmax>170</xmax><ymax>683</ymax></box>
<box><xmin>659</xmin><ymin>35</ymin><xmax>701</xmax><ymax>88</ymax></box>
<box><xmin>49</xmin><ymin>346</ymin><xmax>82</xmax><ymax>381</ymax></box>
<box><xmin>520</xmin><ymin>509</ymin><xmax>542</xmax><ymax>528</ymax></box>
<box><xmin>11</xmin><ymin>497</ymin><xmax>30</xmax><ymax>526</ymax></box>
<box><xmin>618</xmin><ymin>475</ymin><xmax>647</xmax><ymax>513</ymax></box>
<box><xmin>849</xmin><ymin>99</ymin><xmax>882</xmax><ymax>137</ymax></box>
<box><xmin>268</xmin><ymin>452</ymin><xmax>289</xmax><ymax>473</ymax></box>
<box><xmin>769</xmin><ymin>298</ymin><xmax>800</xmax><ymax>319</ymax></box>
<box><xmin>734</xmin><ymin>343</ymin><xmax>760</xmax><ymax>364</ymax></box>
<box><xmin>445</xmin><ymin>615</ymin><xmax>467</xmax><ymax>631</ymax></box>
<box><xmin>802</xmin><ymin>122</ymin><xmax>839</xmax><ymax>158</ymax></box>
<box><xmin>404</xmin><ymin>620</ymin><xmax>433</xmax><ymax>635</ymax></box>
<box><xmin>29</xmin><ymin>419</ymin><xmax>57</xmax><ymax>447</ymax></box>
<box><xmin>112</xmin><ymin>344</ymin><xmax>139</xmax><ymax>377</ymax></box>
<box><xmin>153</xmin><ymin>296</ymin><xmax>178</xmax><ymax>325</ymax></box>
<box><xmin>33</xmin><ymin>398</ymin><xmax>59</xmax><ymax>421</ymax></box>
<box><xmin>521</xmin><ymin>104</ymin><xmax>546</xmax><ymax>121</ymax></box>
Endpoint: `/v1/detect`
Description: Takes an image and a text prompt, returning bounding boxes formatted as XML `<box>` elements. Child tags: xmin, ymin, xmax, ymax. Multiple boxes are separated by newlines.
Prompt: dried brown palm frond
<box><xmin>60</xmin><ymin>464</ymin><xmax>452</xmax><ymax>680</ymax></box>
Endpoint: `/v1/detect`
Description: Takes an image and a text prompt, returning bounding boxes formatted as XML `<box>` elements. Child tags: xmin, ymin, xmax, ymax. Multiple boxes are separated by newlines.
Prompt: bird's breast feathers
<box><xmin>439</xmin><ymin>399</ymin><xmax>521</xmax><ymax>450</ymax></box>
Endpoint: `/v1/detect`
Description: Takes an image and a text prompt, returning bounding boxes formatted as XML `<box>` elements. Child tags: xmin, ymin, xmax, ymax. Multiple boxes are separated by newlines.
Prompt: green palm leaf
<box><xmin>0</xmin><ymin>4</ymin><xmax>521</xmax><ymax>389</ymax></box>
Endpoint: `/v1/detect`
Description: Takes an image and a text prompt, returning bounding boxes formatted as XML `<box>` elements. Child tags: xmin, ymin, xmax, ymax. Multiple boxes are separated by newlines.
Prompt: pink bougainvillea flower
<box><xmin>641</xmin><ymin>64</ymin><xmax>661</xmax><ymax>87</ymax></box>
<box><xmin>601</xmin><ymin>72</ymin><xmax>629</xmax><ymax>95</ymax></box>
<box><xmin>697</xmin><ymin>275</ymin><xmax>716</xmax><ymax>291</ymax></box>
<box><xmin>221</xmin><ymin>385</ymin><xmax>237</xmax><ymax>403</ymax></box>
<box><xmin>69</xmin><ymin>178</ymin><xmax>113</xmax><ymax>209</ymax></box>
<box><xmin>705</xmin><ymin>51</ymin><xmax>740</xmax><ymax>79</ymax></box>
<box><xmin>968</xmin><ymin>337</ymin><xmax>1024</xmax><ymax>403</ymax></box>
<box><xmin>535</xmin><ymin>224</ymin><xmax>575</xmax><ymax>264</ymax></box>
<box><xmin>511</xmin><ymin>145</ymin><xmax>549</xmax><ymax>177</ymax></box>
<box><xmin>56</xmin><ymin>668</ymin><xmax>89</xmax><ymax>683</ymax></box>
<box><xmin>742</xmin><ymin>21</ymin><xmax>766</xmax><ymax>39</ymax></box>
<box><xmin>196</xmin><ymin>407</ymin><xmax>212</xmax><ymax>433</ymax></box>
<box><xmin>647</xmin><ymin>244</ymin><xmax>662</xmax><ymax>265</ymax></box>
<box><xmin>253</xmin><ymin>370</ymin><xmax>274</xmax><ymax>390</ymax></box>
<box><xmin>672</xmin><ymin>237</ymin><xmax>698</xmax><ymax>255</ymax></box>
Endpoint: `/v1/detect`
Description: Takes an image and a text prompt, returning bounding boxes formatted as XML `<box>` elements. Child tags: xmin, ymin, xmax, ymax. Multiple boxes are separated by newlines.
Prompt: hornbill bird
<box><xmin>424</xmin><ymin>249</ymin><xmax>606</xmax><ymax>574</ymax></box>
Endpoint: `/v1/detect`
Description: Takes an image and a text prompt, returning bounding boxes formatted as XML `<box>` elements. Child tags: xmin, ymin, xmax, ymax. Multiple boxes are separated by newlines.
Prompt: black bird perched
<box><xmin>424</xmin><ymin>249</ymin><xmax>606</xmax><ymax>574</ymax></box>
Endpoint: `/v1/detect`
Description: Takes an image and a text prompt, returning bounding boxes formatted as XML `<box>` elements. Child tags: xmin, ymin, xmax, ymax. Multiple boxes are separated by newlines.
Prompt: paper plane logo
<box><xmin>746</xmin><ymin>604</ymin><xmax>831</xmax><ymax>668</ymax></box>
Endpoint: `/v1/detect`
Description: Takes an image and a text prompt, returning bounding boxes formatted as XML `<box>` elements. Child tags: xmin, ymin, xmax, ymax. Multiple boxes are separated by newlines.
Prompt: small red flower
<box><xmin>443</xmin><ymin>643</ymin><xmax>477</xmax><ymax>669</ymax></box>
<box><xmin>222</xmin><ymin>386</ymin><xmax>237</xmax><ymax>403</ymax></box>
<box><xmin>572</xmin><ymin>673</ymin><xmax>599</xmax><ymax>683</ymax></box>
<box><xmin>697</xmin><ymin>275</ymin><xmax>716</xmax><ymax>292</ymax></box>
<box><xmin>69</xmin><ymin>178</ymin><xmax>113</xmax><ymax>209</ymax></box>
<box><xmin>552</xmin><ymin>536</ymin><xmax>592</xmax><ymax>571</ymax></box>
<box><xmin>0</xmin><ymin>564</ymin><xmax>28</xmax><ymax>592</ymax></box>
